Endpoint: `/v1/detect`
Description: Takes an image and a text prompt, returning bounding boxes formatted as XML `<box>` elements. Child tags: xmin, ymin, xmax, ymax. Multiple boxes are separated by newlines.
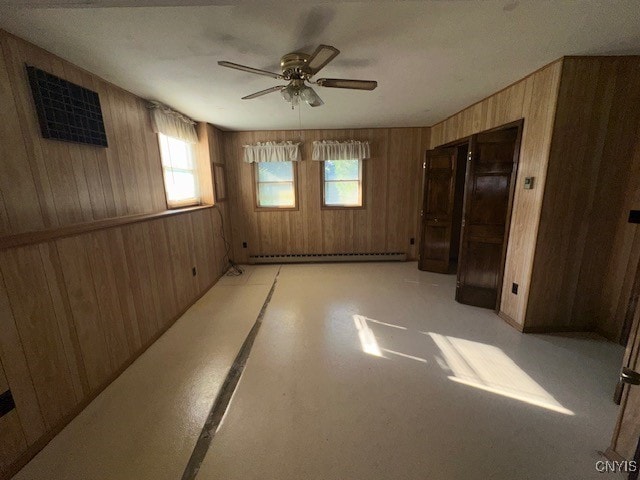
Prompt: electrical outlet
<box><xmin>0</xmin><ymin>390</ymin><xmax>16</xmax><ymax>417</ymax></box>
<box><xmin>192</xmin><ymin>267</ymin><xmax>197</xmax><ymax>277</ymax></box>
<box><xmin>512</xmin><ymin>283</ymin><xmax>518</xmax><ymax>295</ymax></box>
<box><xmin>242</xmin><ymin>242</ymin><xmax>248</xmax><ymax>248</ymax></box>
<box><xmin>410</xmin><ymin>237</ymin><xmax>415</xmax><ymax>245</ymax></box>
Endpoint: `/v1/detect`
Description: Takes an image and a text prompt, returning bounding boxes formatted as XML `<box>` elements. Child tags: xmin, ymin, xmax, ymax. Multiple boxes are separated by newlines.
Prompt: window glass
<box><xmin>158</xmin><ymin>133</ymin><xmax>200</xmax><ymax>207</ymax></box>
<box><xmin>256</xmin><ymin>161</ymin><xmax>296</xmax><ymax>208</ymax></box>
<box><xmin>323</xmin><ymin>159</ymin><xmax>362</xmax><ymax>207</ymax></box>
<box><xmin>324</xmin><ymin>159</ymin><xmax>359</xmax><ymax>181</ymax></box>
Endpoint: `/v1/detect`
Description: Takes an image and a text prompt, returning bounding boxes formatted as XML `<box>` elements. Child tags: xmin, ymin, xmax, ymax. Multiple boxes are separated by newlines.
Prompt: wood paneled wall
<box><xmin>527</xmin><ymin>57</ymin><xmax>640</xmax><ymax>339</ymax></box>
<box><xmin>0</xmin><ymin>29</ymin><xmax>167</xmax><ymax>236</ymax></box>
<box><xmin>430</xmin><ymin>60</ymin><xmax>563</xmax><ymax>327</ymax></box>
<box><xmin>0</xmin><ymin>208</ymin><xmax>228</xmax><ymax>478</ymax></box>
<box><xmin>0</xmin><ymin>31</ymin><xmax>231</xmax><ymax>477</ymax></box>
<box><xmin>224</xmin><ymin>128</ymin><xmax>429</xmax><ymax>263</ymax></box>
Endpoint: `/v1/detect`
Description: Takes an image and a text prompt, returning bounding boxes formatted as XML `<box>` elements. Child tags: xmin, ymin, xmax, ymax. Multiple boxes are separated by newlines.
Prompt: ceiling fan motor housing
<box><xmin>280</xmin><ymin>53</ymin><xmax>311</xmax><ymax>80</ymax></box>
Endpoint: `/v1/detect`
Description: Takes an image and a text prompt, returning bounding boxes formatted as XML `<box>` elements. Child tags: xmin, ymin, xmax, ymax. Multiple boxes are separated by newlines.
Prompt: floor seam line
<box><xmin>181</xmin><ymin>266</ymin><xmax>282</xmax><ymax>480</ymax></box>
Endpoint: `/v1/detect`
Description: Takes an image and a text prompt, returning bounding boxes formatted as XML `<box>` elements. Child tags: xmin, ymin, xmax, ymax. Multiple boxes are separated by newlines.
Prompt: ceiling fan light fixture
<box><xmin>281</xmin><ymin>85</ymin><xmax>294</xmax><ymax>102</ymax></box>
<box><xmin>281</xmin><ymin>84</ymin><xmax>301</xmax><ymax>108</ymax></box>
<box><xmin>300</xmin><ymin>85</ymin><xmax>324</xmax><ymax>107</ymax></box>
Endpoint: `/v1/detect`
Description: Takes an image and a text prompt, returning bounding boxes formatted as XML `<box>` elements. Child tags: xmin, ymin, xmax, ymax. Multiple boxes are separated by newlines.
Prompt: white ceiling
<box><xmin>1</xmin><ymin>1</ymin><xmax>640</xmax><ymax>131</ymax></box>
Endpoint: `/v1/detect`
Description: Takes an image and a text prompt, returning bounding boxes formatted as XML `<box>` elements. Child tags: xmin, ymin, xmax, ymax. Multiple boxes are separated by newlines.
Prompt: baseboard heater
<box><xmin>249</xmin><ymin>252</ymin><xmax>407</xmax><ymax>264</ymax></box>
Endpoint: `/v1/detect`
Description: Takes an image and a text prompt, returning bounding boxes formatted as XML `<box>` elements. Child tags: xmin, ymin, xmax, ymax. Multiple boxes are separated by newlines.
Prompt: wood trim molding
<box><xmin>498</xmin><ymin>311</ymin><xmax>524</xmax><ymax>332</ymax></box>
<box><xmin>604</xmin><ymin>447</ymin><xmax>626</xmax><ymax>462</ymax></box>
<box><xmin>0</xmin><ymin>205</ymin><xmax>214</xmax><ymax>251</ymax></box>
<box><xmin>521</xmin><ymin>324</ymin><xmax>595</xmax><ymax>334</ymax></box>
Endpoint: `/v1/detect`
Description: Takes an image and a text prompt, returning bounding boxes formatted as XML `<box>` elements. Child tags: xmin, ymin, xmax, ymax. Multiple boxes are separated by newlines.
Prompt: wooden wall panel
<box><xmin>575</xmin><ymin>59</ymin><xmax>640</xmax><ymax>340</ymax></box>
<box><xmin>0</xmin><ymin>208</ymin><xmax>228</xmax><ymax>477</ymax></box>
<box><xmin>386</xmin><ymin>128</ymin><xmax>424</xmax><ymax>257</ymax></box>
<box><xmin>0</xmin><ymin>245</ymin><xmax>80</xmax><ymax>427</ymax></box>
<box><xmin>0</xmin><ymin>31</ymin><xmax>231</xmax><ymax>478</ymax></box>
<box><xmin>0</xmin><ymin>360</ymin><xmax>27</xmax><ymax>478</ymax></box>
<box><xmin>37</xmin><ymin>242</ymin><xmax>89</xmax><ymax>401</ymax></box>
<box><xmin>0</xmin><ymin>271</ymin><xmax>46</xmax><ymax>445</ymax></box>
<box><xmin>0</xmin><ymin>38</ymin><xmax>45</xmax><ymax>233</ymax></box>
<box><xmin>225</xmin><ymin>127</ymin><xmax>429</xmax><ymax>263</ymax></box>
<box><xmin>430</xmin><ymin>60</ymin><xmax>563</xmax><ymax>327</ymax></box>
<box><xmin>0</xmin><ymin>29</ymin><xmax>167</xmax><ymax>235</ymax></box>
<box><xmin>526</xmin><ymin>57</ymin><xmax>640</xmax><ymax>338</ymax></box>
<box><xmin>121</xmin><ymin>223</ymin><xmax>161</xmax><ymax>346</ymax></box>
<box><xmin>196</xmin><ymin>122</ymin><xmax>216</xmax><ymax>205</ymax></box>
<box><xmin>56</xmin><ymin>236</ymin><xmax>112</xmax><ymax>391</ymax></box>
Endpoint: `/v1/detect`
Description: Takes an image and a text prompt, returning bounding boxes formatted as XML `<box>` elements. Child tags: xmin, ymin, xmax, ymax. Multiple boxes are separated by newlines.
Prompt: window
<box><xmin>322</xmin><ymin>159</ymin><xmax>363</xmax><ymax>207</ymax></box>
<box><xmin>158</xmin><ymin>133</ymin><xmax>200</xmax><ymax>207</ymax></box>
<box><xmin>255</xmin><ymin>162</ymin><xmax>297</xmax><ymax>209</ymax></box>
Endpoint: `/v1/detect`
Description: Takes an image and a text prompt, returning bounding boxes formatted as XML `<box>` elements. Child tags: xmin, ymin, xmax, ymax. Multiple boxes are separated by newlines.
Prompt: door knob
<box><xmin>620</xmin><ymin>367</ymin><xmax>640</xmax><ymax>385</ymax></box>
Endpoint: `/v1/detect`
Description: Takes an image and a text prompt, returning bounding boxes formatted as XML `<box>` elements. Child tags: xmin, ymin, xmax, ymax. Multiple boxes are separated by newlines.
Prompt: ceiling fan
<box><xmin>218</xmin><ymin>44</ymin><xmax>377</xmax><ymax>108</ymax></box>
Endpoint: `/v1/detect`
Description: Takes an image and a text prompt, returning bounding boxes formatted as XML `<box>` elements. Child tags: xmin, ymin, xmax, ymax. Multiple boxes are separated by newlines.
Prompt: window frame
<box><xmin>253</xmin><ymin>161</ymin><xmax>299</xmax><ymax>211</ymax></box>
<box><xmin>157</xmin><ymin>133</ymin><xmax>201</xmax><ymax>209</ymax></box>
<box><xmin>320</xmin><ymin>158</ymin><xmax>365</xmax><ymax>210</ymax></box>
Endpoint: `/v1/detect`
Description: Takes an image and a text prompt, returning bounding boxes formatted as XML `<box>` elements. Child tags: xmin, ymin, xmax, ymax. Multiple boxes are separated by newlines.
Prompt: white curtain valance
<box><xmin>243</xmin><ymin>141</ymin><xmax>301</xmax><ymax>163</ymax></box>
<box><xmin>312</xmin><ymin>140</ymin><xmax>370</xmax><ymax>161</ymax></box>
<box><xmin>148</xmin><ymin>101</ymin><xmax>198</xmax><ymax>144</ymax></box>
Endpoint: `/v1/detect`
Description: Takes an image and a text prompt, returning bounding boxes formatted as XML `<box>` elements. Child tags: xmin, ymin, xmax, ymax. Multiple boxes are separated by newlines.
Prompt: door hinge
<box><xmin>461</xmin><ymin>219</ymin><xmax>466</xmax><ymax>227</ymax></box>
<box><xmin>467</xmin><ymin>153</ymin><xmax>472</xmax><ymax>163</ymax></box>
<box><xmin>423</xmin><ymin>161</ymin><xmax>426</xmax><ymax>169</ymax></box>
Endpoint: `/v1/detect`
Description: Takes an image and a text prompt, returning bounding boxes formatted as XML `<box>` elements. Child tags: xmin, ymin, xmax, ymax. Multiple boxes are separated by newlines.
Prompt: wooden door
<box><xmin>418</xmin><ymin>148</ymin><xmax>458</xmax><ymax>273</ymax></box>
<box><xmin>456</xmin><ymin>128</ymin><xmax>519</xmax><ymax>309</ymax></box>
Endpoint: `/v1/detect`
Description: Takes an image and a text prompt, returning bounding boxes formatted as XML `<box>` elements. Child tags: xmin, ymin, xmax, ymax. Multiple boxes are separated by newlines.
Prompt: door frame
<box><xmin>434</xmin><ymin>119</ymin><xmax>524</xmax><ymax>312</ymax></box>
<box><xmin>493</xmin><ymin>120</ymin><xmax>524</xmax><ymax>311</ymax></box>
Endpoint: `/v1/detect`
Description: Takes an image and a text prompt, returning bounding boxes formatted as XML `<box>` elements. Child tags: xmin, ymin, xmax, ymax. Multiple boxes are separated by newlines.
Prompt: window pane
<box><xmin>258</xmin><ymin>182</ymin><xmax>295</xmax><ymax>207</ymax></box>
<box><xmin>325</xmin><ymin>181</ymin><xmax>360</xmax><ymax>206</ymax></box>
<box><xmin>158</xmin><ymin>133</ymin><xmax>200</xmax><ymax>206</ymax></box>
<box><xmin>164</xmin><ymin>169</ymin><xmax>197</xmax><ymax>202</ymax></box>
<box><xmin>257</xmin><ymin>162</ymin><xmax>294</xmax><ymax>182</ymax></box>
<box><xmin>324</xmin><ymin>160</ymin><xmax>359</xmax><ymax>181</ymax></box>
<box><xmin>165</xmin><ymin>135</ymin><xmax>194</xmax><ymax>170</ymax></box>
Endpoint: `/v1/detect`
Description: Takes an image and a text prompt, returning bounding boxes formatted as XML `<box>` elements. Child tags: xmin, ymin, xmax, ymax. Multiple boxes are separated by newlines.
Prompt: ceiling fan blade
<box><xmin>307</xmin><ymin>44</ymin><xmax>340</xmax><ymax>74</ymax></box>
<box><xmin>218</xmin><ymin>61</ymin><xmax>284</xmax><ymax>80</ymax></box>
<box><xmin>316</xmin><ymin>78</ymin><xmax>378</xmax><ymax>90</ymax></box>
<box><xmin>242</xmin><ymin>85</ymin><xmax>286</xmax><ymax>100</ymax></box>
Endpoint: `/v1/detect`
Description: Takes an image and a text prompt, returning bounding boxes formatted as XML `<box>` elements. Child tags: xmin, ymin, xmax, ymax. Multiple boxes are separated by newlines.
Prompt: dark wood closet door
<box><xmin>456</xmin><ymin>128</ymin><xmax>519</xmax><ymax>308</ymax></box>
<box><xmin>418</xmin><ymin>147</ymin><xmax>457</xmax><ymax>273</ymax></box>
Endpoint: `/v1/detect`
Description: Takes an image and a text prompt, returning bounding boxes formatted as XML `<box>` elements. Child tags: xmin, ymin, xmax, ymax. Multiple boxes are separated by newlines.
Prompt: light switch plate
<box><xmin>524</xmin><ymin>177</ymin><xmax>534</xmax><ymax>189</ymax></box>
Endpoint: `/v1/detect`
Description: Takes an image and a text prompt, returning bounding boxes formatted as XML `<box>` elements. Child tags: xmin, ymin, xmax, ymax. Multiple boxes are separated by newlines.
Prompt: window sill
<box><xmin>254</xmin><ymin>206</ymin><xmax>299</xmax><ymax>212</ymax></box>
<box><xmin>0</xmin><ymin>205</ymin><xmax>214</xmax><ymax>251</ymax></box>
<box><xmin>321</xmin><ymin>205</ymin><xmax>366</xmax><ymax>210</ymax></box>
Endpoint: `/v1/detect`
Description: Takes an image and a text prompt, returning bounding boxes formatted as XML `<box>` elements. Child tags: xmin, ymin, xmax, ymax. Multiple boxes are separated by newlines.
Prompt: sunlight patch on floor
<box><xmin>353</xmin><ymin>314</ymin><xmax>383</xmax><ymax>357</ymax></box>
<box><xmin>427</xmin><ymin>332</ymin><xmax>574</xmax><ymax>415</ymax></box>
